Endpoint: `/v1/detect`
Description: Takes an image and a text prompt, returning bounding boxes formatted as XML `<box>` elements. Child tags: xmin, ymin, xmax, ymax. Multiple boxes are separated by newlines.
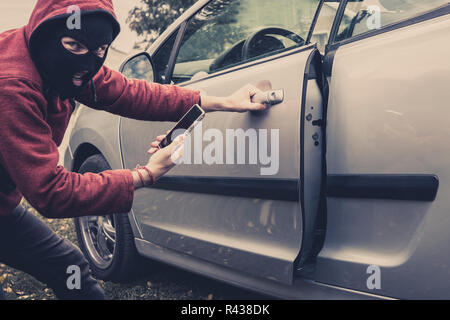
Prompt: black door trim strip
<box><xmin>327</xmin><ymin>174</ymin><xmax>439</xmax><ymax>202</ymax></box>
<box><xmin>151</xmin><ymin>176</ymin><xmax>300</xmax><ymax>202</ymax></box>
<box><xmin>150</xmin><ymin>174</ymin><xmax>439</xmax><ymax>202</ymax></box>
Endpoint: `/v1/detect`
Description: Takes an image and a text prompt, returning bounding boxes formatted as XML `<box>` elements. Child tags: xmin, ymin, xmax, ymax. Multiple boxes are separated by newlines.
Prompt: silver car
<box><xmin>64</xmin><ymin>0</ymin><xmax>450</xmax><ymax>299</ymax></box>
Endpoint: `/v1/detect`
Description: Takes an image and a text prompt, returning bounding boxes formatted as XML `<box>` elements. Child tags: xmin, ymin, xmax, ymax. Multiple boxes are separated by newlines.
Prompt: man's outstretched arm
<box><xmin>76</xmin><ymin>65</ymin><xmax>267</xmax><ymax>121</ymax></box>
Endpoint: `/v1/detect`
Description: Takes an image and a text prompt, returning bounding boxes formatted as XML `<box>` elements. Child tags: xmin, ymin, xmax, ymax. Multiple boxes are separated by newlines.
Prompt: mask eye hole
<box><xmin>61</xmin><ymin>37</ymin><xmax>89</xmax><ymax>55</ymax></box>
<box><xmin>93</xmin><ymin>44</ymin><xmax>109</xmax><ymax>58</ymax></box>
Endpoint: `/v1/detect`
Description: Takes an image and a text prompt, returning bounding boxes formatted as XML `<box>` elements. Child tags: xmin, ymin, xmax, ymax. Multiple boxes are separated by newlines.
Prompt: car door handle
<box><xmin>252</xmin><ymin>90</ymin><xmax>284</xmax><ymax>105</ymax></box>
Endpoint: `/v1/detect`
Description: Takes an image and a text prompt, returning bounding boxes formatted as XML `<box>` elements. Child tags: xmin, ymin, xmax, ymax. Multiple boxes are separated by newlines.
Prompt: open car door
<box><xmin>120</xmin><ymin>0</ymin><xmax>327</xmax><ymax>285</ymax></box>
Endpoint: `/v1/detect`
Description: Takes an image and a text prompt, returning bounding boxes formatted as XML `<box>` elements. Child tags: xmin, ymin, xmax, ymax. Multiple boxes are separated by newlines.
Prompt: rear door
<box><xmin>315</xmin><ymin>1</ymin><xmax>450</xmax><ymax>298</ymax></box>
<box><xmin>120</xmin><ymin>0</ymin><xmax>329</xmax><ymax>285</ymax></box>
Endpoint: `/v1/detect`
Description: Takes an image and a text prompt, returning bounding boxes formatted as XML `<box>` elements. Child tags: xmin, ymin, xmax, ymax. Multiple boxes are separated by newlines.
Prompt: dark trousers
<box><xmin>0</xmin><ymin>204</ymin><xmax>106</xmax><ymax>300</ymax></box>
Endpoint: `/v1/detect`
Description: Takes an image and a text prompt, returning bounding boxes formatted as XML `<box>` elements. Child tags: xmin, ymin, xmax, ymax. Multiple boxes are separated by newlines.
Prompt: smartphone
<box><xmin>158</xmin><ymin>104</ymin><xmax>206</xmax><ymax>149</ymax></box>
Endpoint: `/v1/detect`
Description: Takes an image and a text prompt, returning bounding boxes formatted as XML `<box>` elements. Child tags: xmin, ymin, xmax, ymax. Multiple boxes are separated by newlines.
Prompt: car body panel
<box><xmin>316</xmin><ymin>13</ymin><xmax>450</xmax><ymax>299</ymax></box>
<box><xmin>120</xmin><ymin>45</ymin><xmax>323</xmax><ymax>285</ymax></box>
<box><xmin>134</xmin><ymin>237</ymin><xmax>386</xmax><ymax>300</ymax></box>
<box><xmin>68</xmin><ymin>108</ymin><xmax>122</xmax><ymax>172</ymax></box>
<box><xmin>66</xmin><ymin>106</ymin><xmax>143</xmax><ymax>238</ymax></box>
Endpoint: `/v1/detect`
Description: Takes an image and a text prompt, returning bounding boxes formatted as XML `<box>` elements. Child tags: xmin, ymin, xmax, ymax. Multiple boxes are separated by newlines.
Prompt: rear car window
<box><xmin>336</xmin><ymin>0</ymin><xmax>449</xmax><ymax>42</ymax></box>
<box><xmin>336</xmin><ymin>0</ymin><xmax>448</xmax><ymax>41</ymax></box>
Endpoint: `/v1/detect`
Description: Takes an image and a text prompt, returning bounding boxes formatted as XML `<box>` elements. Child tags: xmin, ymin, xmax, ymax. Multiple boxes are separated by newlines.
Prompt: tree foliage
<box><xmin>127</xmin><ymin>0</ymin><xmax>197</xmax><ymax>50</ymax></box>
<box><xmin>127</xmin><ymin>0</ymin><xmax>243</xmax><ymax>51</ymax></box>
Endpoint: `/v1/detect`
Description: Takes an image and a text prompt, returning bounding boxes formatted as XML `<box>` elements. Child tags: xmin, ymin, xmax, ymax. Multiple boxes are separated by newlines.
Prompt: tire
<box><xmin>74</xmin><ymin>154</ymin><xmax>141</xmax><ymax>282</ymax></box>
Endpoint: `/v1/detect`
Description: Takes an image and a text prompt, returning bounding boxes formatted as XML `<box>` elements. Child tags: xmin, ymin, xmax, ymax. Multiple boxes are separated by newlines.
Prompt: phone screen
<box><xmin>158</xmin><ymin>104</ymin><xmax>205</xmax><ymax>149</ymax></box>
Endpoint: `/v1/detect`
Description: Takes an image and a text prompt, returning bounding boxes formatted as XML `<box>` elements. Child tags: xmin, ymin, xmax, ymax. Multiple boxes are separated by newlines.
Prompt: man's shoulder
<box><xmin>0</xmin><ymin>76</ymin><xmax>43</xmax><ymax>98</ymax></box>
<box><xmin>0</xmin><ymin>75</ymin><xmax>47</xmax><ymax>121</ymax></box>
<box><xmin>0</xmin><ymin>26</ymin><xmax>43</xmax><ymax>90</ymax></box>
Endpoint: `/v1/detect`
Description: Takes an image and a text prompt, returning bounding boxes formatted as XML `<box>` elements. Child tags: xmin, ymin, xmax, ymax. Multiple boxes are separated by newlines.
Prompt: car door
<box><xmin>315</xmin><ymin>1</ymin><xmax>450</xmax><ymax>298</ymax></box>
<box><xmin>120</xmin><ymin>0</ymin><xmax>329</xmax><ymax>285</ymax></box>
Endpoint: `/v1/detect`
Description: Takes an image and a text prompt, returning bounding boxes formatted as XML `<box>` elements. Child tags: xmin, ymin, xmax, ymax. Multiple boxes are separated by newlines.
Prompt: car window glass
<box><xmin>310</xmin><ymin>1</ymin><xmax>340</xmax><ymax>53</ymax></box>
<box><xmin>172</xmin><ymin>0</ymin><xmax>321</xmax><ymax>84</ymax></box>
<box><xmin>336</xmin><ymin>0</ymin><xmax>448</xmax><ymax>42</ymax></box>
<box><xmin>152</xmin><ymin>29</ymin><xmax>179</xmax><ymax>84</ymax></box>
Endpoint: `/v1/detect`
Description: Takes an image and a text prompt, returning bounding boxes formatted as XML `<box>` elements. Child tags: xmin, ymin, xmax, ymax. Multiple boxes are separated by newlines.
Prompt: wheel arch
<box><xmin>68</xmin><ymin>116</ymin><xmax>144</xmax><ymax>240</ymax></box>
<box><xmin>72</xmin><ymin>143</ymin><xmax>102</xmax><ymax>173</ymax></box>
<box><xmin>68</xmin><ymin>124</ymin><xmax>124</xmax><ymax>174</ymax></box>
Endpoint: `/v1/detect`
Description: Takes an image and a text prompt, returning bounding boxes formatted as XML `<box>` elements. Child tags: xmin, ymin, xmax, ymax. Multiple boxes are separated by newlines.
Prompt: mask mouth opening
<box><xmin>72</xmin><ymin>71</ymin><xmax>90</xmax><ymax>87</ymax></box>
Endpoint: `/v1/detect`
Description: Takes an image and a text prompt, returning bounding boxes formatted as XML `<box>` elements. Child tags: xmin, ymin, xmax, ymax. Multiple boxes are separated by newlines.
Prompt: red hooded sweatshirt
<box><xmin>0</xmin><ymin>0</ymin><xmax>200</xmax><ymax>218</ymax></box>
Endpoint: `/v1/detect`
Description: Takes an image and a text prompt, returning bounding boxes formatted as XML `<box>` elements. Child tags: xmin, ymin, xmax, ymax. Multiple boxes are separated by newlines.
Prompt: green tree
<box><xmin>127</xmin><ymin>0</ymin><xmax>243</xmax><ymax>51</ymax></box>
<box><xmin>127</xmin><ymin>0</ymin><xmax>197</xmax><ymax>50</ymax></box>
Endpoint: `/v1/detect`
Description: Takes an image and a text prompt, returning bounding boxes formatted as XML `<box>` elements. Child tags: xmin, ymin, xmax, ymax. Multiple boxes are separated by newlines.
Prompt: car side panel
<box><xmin>316</xmin><ymin>14</ymin><xmax>450</xmax><ymax>299</ymax></box>
<box><xmin>68</xmin><ymin>107</ymin><xmax>123</xmax><ymax>172</ymax></box>
<box><xmin>67</xmin><ymin>106</ymin><xmax>143</xmax><ymax>238</ymax></box>
<box><xmin>121</xmin><ymin>47</ymin><xmax>318</xmax><ymax>285</ymax></box>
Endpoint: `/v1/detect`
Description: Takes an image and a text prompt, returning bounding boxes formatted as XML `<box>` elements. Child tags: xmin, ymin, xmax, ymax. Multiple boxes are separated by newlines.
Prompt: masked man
<box><xmin>0</xmin><ymin>0</ymin><xmax>266</xmax><ymax>300</ymax></box>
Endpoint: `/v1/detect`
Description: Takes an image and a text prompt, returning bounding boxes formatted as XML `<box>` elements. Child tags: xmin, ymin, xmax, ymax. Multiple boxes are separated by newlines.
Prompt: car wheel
<box><xmin>74</xmin><ymin>154</ymin><xmax>141</xmax><ymax>282</ymax></box>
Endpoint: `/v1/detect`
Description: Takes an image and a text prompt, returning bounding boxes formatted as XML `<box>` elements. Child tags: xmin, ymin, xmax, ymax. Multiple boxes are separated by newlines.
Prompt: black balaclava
<box><xmin>30</xmin><ymin>13</ymin><xmax>114</xmax><ymax>99</ymax></box>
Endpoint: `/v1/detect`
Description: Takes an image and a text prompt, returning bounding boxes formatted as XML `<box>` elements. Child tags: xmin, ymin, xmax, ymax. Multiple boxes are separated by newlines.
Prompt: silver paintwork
<box><xmin>120</xmin><ymin>46</ymin><xmax>319</xmax><ymax>285</ymax></box>
<box><xmin>317</xmin><ymin>13</ymin><xmax>450</xmax><ymax>299</ymax></box>
<box><xmin>134</xmin><ymin>237</ymin><xmax>385</xmax><ymax>300</ymax></box>
<box><xmin>65</xmin><ymin>107</ymin><xmax>144</xmax><ymax>238</ymax></box>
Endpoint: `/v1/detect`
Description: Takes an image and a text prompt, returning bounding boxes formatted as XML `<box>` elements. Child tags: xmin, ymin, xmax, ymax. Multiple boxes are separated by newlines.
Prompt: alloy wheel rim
<box><xmin>79</xmin><ymin>214</ymin><xmax>116</xmax><ymax>269</ymax></box>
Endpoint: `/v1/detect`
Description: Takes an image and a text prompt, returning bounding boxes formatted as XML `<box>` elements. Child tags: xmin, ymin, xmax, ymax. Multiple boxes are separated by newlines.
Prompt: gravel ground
<box><xmin>0</xmin><ymin>200</ymin><xmax>271</xmax><ymax>301</ymax></box>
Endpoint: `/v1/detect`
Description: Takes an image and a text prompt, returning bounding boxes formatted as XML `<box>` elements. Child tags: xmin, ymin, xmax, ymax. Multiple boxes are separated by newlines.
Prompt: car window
<box><xmin>171</xmin><ymin>0</ymin><xmax>321</xmax><ymax>84</ymax></box>
<box><xmin>336</xmin><ymin>0</ymin><xmax>449</xmax><ymax>42</ymax></box>
<box><xmin>310</xmin><ymin>1</ymin><xmax>340</xmax><ymax>53</ymax></box>
<box><xmin>152</xmin><ymin>29</ymin><xmax>179</xmax><ymax>84</ymax></box>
